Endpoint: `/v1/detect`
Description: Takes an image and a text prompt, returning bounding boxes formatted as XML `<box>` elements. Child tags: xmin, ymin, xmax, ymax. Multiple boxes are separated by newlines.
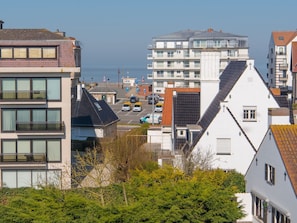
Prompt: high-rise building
<box><xmin>0</xmin><ymin>21</ymin><xmax>81</xmax><ymax>189</ymax></box>
<box><xmin>147</xmin><ymin>28</ymin><xmax>249</xmax><ymax>94</ymax></box>
<box><xmin>267</xmin><ymin>31</ymin><xmax>297</xmax><ymax>91</ymax></box>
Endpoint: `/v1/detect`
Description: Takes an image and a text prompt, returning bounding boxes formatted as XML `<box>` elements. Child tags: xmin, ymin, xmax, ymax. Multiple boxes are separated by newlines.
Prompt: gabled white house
<box><xmin>245</xmin><ymin>125</ymin><xmax>297</xmax><ymax>222</ymax></box>
<box><xmin>186</xmin><ymin>59</ymin><xmax>288</xmax><ymax>174</ymax></box>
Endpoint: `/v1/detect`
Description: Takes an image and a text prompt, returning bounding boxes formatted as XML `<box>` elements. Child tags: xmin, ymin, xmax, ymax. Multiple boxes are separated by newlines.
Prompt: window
<box><xmin>2</xmin><ymin>108</ymin><xmax>61</xmax><ymax>132</ymax></box>
<box><xmin>167</xmin><ymin>51</ymin><xmax>174</xmax><ymax>57</ymax></box>
<box><xmin>0</xmin><ymin>78</ymin><xmax>60</xmax><ymax>100</ymax></box>
<box><xmin>194</xmin><ymin>60</ymin><xmax>200</xmax><ymax>68</ymax></box>
<box><xmin>243</xmin><ymin>106</ymin><xmax>257</xmax><ymax>121</ymax></box>
<box><xmin>156</xmin><ymin>51</ymin><xmax>163</xmax><ymax>57</ymax></box>
<box><xmin>253</xmin><ymin>196</ymin><xmax>266</xmax><ymax>220</ymax></box>
<box><xmin>0</xmin><ymin>46</ymin><xmax>57</xmax><ymax>59</ymax></box>
<box><xmin>216</xmin><ymin>138</ymin><xmax>231</xmax><ymax>155</ymax></box>
<box><xmin>2</xmin><ymin>139</ymin><xmax>61</xmax><ymax>162</ymax></box>
<box><xmin>265</xmin><ymin>163</ymin><xmax>275</xmax><ymax>185</ymax></box>
<box><xmin>2</xmin><ymin>169</ymin><xmax>61</xmax><ymax>188</ymax></box>
<box><xmin>272</xmin><ymin>207</ymin><xmax>290</xmax><ymax>223</ymax></box>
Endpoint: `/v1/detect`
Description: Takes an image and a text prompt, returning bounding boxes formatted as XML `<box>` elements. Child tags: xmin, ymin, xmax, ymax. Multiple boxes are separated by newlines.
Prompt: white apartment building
<box><xmin>147</xmin><ymin>28</ymin><xmax>249</xmax><ymax>94</ymax></box>
<box><xmin>267</xmin><ymin>31</ymin><xmax>297</xmax><ymax>91</ymax></box>
<box><xmin>0</xmin><ymin>21</ymin><xmax>81</xmax><ymax>189</ymax></box>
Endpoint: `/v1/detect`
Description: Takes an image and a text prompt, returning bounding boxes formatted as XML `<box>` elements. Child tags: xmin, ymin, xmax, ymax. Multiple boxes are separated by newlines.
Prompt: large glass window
<box><xmin>32</xmin><ymin>79</ymin><xmax>46</xmax><ymax>99</ymax></box>
<box><xmin>2</xmin><ymin>110</ymin><xmax>16</xmax><ymax>131</ymax></box>
<box><xmin>17</xmin><ymin>79</ymin><xmax>30</xmax><ymax>99</ymax></box>
<box><xmin>47</xmin><ymin>78</ymin><xmax>61</xmax><ymax>100</ymax></box>
<box><xmin>47</xmin><ymin>140</ymin><xmax>61</xmax><ymax>161</ymax></box>
<box><xmin>0</xmin><ymin>78</ymin><xmax>60</xmax><ymax>100</ymax></box>
<box><xmin>2</xmin><ymin>139</ymin><xmax>61</xmax><ymax>162</ymax></box>
<box><xmin>2</xmin><ymin>79</ymin><xmax>15</xmax><ymax>99</ymax></box>
<box><xmin>2</xmin><ymin>170</ymin><xmax>61</xmax><ymax>188</ymax></box>
<box><xmin>3</xmin><ymin>109</ymin><xmax>61</xmax><ymax>132</ymax></box>
<box><xmin>42</xmin><ymin>47</ymin><xmax>56</xmax><ymax>58</ymax></box>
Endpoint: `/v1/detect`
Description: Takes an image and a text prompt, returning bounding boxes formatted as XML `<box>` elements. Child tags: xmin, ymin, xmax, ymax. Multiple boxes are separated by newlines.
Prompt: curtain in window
<box><xmin>32</xmin><ymin>170</ymin><xmax>46</xmax><ymax>188</ymax></box>
<box><xmin>47</xmin><ymin>140</ymin><xmax>61</xmax><ymax>161</ymax></box>
<box><xmin>2</xmin><ymin>110</ymin><xmax>16</xmax><ymax>131</ymax></box>
<box><xmin>32</xmin><ymin>110</ymin><xmax>46</xmax><ymax>130</ymax></box>
<box><xmin>17</xmin><ymin>140</ymin><xmax>31</xmax><ymax>161</ymax></box>
<box><xmin>18</xmin><ymin>171</ymin><xmax>32</xmax><ymax>187</ymax></box>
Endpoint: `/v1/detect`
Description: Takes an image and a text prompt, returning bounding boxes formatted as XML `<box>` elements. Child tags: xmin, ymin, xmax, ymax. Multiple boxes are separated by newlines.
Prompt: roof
<box><xmin>88</xmin><ymin>86</ymin><xmax>117</xmax><ymax>94</ymax></box>
<box><xmin>270</xmin><ymin>125</ymin><xmax>297</xmax><ymax>196</ymax></box>
<box><xmin>173</xmin><ymin>92</ymin><xmax>200</xmax><ymax>126</ymax></box>
<box><xmin>153</xmin><ymin>28</ymin><xmax>247</xmax><ymax>41</ymax></box>
<box><xmin>71</xmin><ymin>85</ymin><xmax>119</xmax><ymax>127</ymax></box>
<box><xmin>162</xmin><ymin>88</ymin><xmax>200</xmax><ymax>126</ymax></box>
<box><xmin>272</xmin><ymin>31</ymin><xmax>297</xmax><ymax>46</ymax></box>
<box><xmin>0</xmin><ymin>29</ymin><xmax>69</xmax><ymax>40</ymax></box>
<box><xmin>198</xmin><ymin>61</ymin><xmax>247</xmax><ymax>132</ymax></box>
<box><xmin>292</xmin><ymin>42</ymin><xmax>297</xmax><ymax>73</ymax></box>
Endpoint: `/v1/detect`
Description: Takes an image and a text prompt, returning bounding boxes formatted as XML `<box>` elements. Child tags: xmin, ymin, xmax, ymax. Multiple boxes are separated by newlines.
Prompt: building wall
<box><xmin>193</xmin><ymin>102</ymin><xmax>256</xmax><ymax>174</ymax></box>
<box><xmin>245</xmin><ymin>130</ymin><xmax>296</xmax><ymax>221</ymax></box>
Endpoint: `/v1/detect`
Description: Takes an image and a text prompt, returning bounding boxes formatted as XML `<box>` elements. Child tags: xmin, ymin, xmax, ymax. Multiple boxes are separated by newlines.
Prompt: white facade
<box><xmin>267</xmin><ymin>31</ymin><xmax>297</xmax><ymax>90</ymax></box>
<box><xmin>147</xmin><ymin>29</ymin><xmax>249</xmax><ymax>94</ymax></box>
<box><xmin>245</xmin><ymin>128</ymin><xmax>295</xmax><ymax>222</ymax></box>
<box><xmin>191</xmin><ymin>60</ymin><xmax>281</xmax><ymax>174</ymax></box>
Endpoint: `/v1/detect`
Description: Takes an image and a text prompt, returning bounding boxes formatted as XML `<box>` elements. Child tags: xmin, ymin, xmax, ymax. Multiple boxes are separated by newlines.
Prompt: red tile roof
<box><xmin>271</xmin><ymin>125</ymin><xmax>297</xmax><ymax>196</ymax></box>
<box><xmin>272</xmin><ymin>31</ymin><xmax>297</xmax><ymax>46</ymax></box>
<box><xmin>162</xmin><ymin>88</ymin><xmax>200</xmax><ymax>126</ymax></box>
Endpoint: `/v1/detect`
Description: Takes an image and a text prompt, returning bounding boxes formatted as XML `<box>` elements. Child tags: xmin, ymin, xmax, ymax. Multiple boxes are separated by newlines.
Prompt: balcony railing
<box><xmin>279</xmin><ymin>63</ymin><xmax>288</xmax><ymax>70</ymax></box>
<box><xmin>0</xmin><ymin>90</ymin><xmax>46</xmax><ymax>100</ymax></box>
<box><xmin>16</xmin><ymin>121</ymin><xmax>64</xmax><ymax>132</ymax></box>
<box><xmin>0</xmin><ymin>153</ymin><xmax>46</xmax><ymax>163</ymax></box>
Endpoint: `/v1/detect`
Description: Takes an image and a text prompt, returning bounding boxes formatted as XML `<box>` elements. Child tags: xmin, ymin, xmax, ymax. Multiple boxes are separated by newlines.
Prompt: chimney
<box><xmin>0</xmin><ymin>20</ymin><xmax>4</xmax><ymax>29</ymax></box>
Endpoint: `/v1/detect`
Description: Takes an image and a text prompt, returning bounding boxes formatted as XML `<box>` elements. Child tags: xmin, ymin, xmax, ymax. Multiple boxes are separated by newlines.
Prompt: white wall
<box><xmin>193</xmin><ymin>101</ymin><xmax>256</xmax><ymax>174</ymax></box>
<box><xmin>200</xmin><ymin>51</ymin><xmax>220</xmax><ymax>116</ymax></box>
<box><xmin>245</xmin><ymin>129</ymin><xmax>297</xmax><ymax>221</ymax></box>
<box><xmin>223</xmin><ymin>60</ymin><xmax>279</xmax><ymax>149</ymax></box>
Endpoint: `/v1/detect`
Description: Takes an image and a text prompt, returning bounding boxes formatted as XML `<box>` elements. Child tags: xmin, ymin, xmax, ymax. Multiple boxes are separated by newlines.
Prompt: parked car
<box><xmin>133</xmin><ymin>102</ymin><xmax>142</xmax><ymax>112</ymax></box>
<box><xmin>121</xmin><ymin>101</ymin><xmax>131</xmax><ymax>111</ymax></box>
<box><xmin>154</xmin><ymin>102</ymin><xmax>163</xmax><ymax>112</ymax></box>
<box><xmin>130</xmin><ymin>96</ymin><xmax>139</xmax><ymax>103</ymax></box>
<box><xmin>147</xmin><ymin>94</ymin><xmax>159</xmax><ymax>104</ymax></box>
<box><xmin>140</xmin><ymin>113</ymin><xmax>162</xmax><ymax>124</ymax></box>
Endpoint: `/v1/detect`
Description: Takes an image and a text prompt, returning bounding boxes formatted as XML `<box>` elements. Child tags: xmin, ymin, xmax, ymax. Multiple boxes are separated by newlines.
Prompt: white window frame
<box><xmin>265</xmin><ymin>163</ymin><xmax>275</xmax><ymax>185</ymax></box>
<box><xmin>243</xmin><ymin>106</ymin><xmax>257</xmax><ymax>121</ymax></box>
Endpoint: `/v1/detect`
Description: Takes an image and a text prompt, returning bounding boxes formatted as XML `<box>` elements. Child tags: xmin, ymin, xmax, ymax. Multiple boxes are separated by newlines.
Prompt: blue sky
<box><xmin>1</xmin><ymin>0</ymin><xmax>297</xmax><ymax>76</ymax></box>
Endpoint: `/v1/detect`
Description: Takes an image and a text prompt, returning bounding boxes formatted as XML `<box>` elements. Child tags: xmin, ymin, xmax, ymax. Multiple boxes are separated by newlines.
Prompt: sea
<box><xmin>81</xmin><ymin>67</ymin><xmax>150</xmax><ymax>84</ymax></box>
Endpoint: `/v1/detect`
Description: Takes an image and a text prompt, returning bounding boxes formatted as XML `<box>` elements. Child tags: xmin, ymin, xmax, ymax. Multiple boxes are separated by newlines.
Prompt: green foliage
<box><xmin>0</xmin><ymin>166</ymin><xmax>245</xmax><ymax>222</ymax></box>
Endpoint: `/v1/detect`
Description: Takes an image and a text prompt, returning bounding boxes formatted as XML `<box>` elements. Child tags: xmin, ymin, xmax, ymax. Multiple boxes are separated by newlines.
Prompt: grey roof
<box><xmin>89</xmin><ymin>86</ymin><xmax>117</xmax><ymax>94</ymax></box>
<box><xmin>71</xmin><ymin>86</ymin><xmax>119</xmax><ymax>127</ymax></box>
<box><xmin>173</xmin><ymin>92</ymin><xmax>200</xmax><ymax>126</ymax></box>
<box><xmin>0</xmin><ymin>29</ymin><xmax>67</xmax><ymax>40</ymax></box>
<box><xmin>173</xmin><ymin>92</ymin><xmax>200</xmax><ymax>151</ymax></box>
<box><xmin>183</xmin><ymin>60</ymin><xmax>286</xmax><ymax>156</ymax></box>
<box><xmin>153</xmin><ymin>29</ymin><xmax>247</xmax><ymax>41</ymax></box>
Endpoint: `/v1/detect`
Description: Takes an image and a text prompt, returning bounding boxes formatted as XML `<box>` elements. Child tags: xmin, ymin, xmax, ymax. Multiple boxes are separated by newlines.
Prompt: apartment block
<box><xmin>147</xmin><ymin>28</ymin><xmax>249</xmax><ymax>94</ymax></box>
<box><xmin>267</xmin><ymin>31</ymin><xmax>297</xmax><ymax>91</ymax></box>
<box><xmin>0</xmin><ymin>21</ymin><xmax>81</xmax><ymax>189</ymax></box>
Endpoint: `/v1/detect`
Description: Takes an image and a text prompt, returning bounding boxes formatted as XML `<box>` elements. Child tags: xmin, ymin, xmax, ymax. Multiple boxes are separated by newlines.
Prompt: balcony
<box><xmin>16</xmin><ymin>121</ymin><xmax>65</xmax><ymax>132</ymax></box>
<box><xmin>279</xmin><ymin>63</ymin><xmax>288</xmax><ymax>70</ymax></box>
<box><xmin>147</xmin><ymin>54</ymin><xmax>152</xmax><ymax>60</ymax></box>
<box><xmin>147</xmin><ymin>64</ymin><xmax>153</xmax><ymax>69</ymax></box>
<box><xmin>0</xmin><ymin>90</ymin><xmax>46</xmax><ymax>104</ymax></box>
<box><xmin>0</xmin><ymin>153</ymin><xmax>46</xmax><ymax>163</ymax></box>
